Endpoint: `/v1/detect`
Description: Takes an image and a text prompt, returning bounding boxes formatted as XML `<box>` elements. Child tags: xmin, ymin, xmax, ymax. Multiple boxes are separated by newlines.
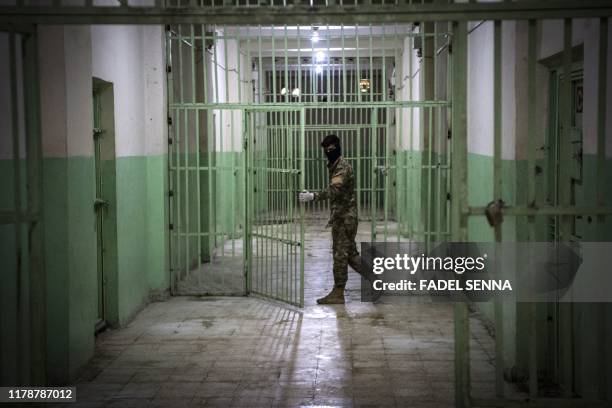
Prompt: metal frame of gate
<box><xmin>0</xmin><ymin>26</ymin><xmax>45</xmax><ymax>386</ymax></box>
<box><xmin>244</xmin><ymin>106</ymin><xmax>305</xmax><ymax>307</ymax></box>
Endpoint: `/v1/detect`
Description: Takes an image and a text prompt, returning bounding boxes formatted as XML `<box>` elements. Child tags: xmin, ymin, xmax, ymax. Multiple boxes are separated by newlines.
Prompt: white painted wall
<box><xmin>38</xmin><ymin>25</ymin><xmax>93</xmax><ymax>158</ymax></box>
<box><xmin>468</xmin><ymin>22</ymin><xmax>495</xmax><ymax>158</ymax></box>
<box><xmin>91</xmin><ymin>25</ymin><xmax>166</xmax><ymax>157</ymax></box>
<box><xmin>397</xmin><ymin>34</ymin><xmax>421</xmax><ymax>151</ymax></box>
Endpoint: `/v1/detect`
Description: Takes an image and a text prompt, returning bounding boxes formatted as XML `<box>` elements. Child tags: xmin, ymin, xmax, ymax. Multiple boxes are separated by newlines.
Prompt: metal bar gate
<box><xmin>165</xmin><ymin>23</ymin><xmax>452</xmax><ymax>306</ymax></box>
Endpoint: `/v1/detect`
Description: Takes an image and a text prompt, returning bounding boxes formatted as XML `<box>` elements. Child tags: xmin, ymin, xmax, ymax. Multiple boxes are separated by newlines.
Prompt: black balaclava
<box><xmin>321</xmin><ymin>134</ymin><xmax>342</xmax><ymax>166</ymax></box>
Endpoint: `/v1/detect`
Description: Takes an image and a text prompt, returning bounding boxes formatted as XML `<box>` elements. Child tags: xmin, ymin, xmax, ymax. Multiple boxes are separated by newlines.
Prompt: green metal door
<box><xmin>245</xmin><ymin>107</ymin><xmax>305</xmax><ymax>307</ymax></box>
<box><xmin>93</xmin><ymin>88</ymin><xmax>107</xmax><ymax>328</ymax></box>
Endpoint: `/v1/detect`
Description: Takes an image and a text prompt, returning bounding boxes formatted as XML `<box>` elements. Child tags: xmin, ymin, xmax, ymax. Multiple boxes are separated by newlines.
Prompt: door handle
<box><xmin>94</xmin><ymin>198</ymin><xmax>110</xmax><ymax>211</ymax></box>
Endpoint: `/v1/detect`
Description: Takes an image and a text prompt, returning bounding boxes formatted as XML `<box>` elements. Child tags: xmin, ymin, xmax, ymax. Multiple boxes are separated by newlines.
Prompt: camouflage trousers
<box><xmin>331</xmin><ymin>217</ymin><xmax>363</xmax><ymax>288</ymax></box>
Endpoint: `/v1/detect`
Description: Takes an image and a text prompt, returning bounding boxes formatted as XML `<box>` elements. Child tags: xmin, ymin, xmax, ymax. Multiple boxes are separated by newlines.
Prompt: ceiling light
<box><xmin>360</xmin><ymin>79</ymin><xmax>370</xmax><ymax>93</ymax></box>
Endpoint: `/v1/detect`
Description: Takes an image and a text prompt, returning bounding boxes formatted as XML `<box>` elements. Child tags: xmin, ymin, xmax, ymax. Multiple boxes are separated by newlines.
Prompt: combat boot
<box><xmin>316</xmin><ymin>287</ymin><xmax>345</xmax><ymax>304</ymax></box>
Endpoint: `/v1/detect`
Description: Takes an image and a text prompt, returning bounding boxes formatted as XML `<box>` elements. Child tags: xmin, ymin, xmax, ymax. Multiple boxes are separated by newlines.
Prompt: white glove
<box><xmin>298</xmin><ymin>190</ymin><xmax>315</xmax><ymax>202</ymax></box>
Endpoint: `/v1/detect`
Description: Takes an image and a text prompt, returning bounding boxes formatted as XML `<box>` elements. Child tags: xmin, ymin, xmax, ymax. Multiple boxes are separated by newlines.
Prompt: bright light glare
<box><xmin>281</xmin><ymin>87</ymin><xmax>288</xmax><ymax>95</ymax></box>
<box><xmin>315</xmin><ymin>65</ymin><xmax>323</xmax><ymax>74</ymax></box>
<box><xmin>315</xmin><ymin>51</ymin><xmax>326</xmax><ymax>62</ymax></box>
<box><xmin>292</xmin><ymin>88</ymin><xmax>301</xmax><ymax>97</ymax></box>
<box><xmin>311</xmin><ymin>32</ymin><xmax>319</xmax><ymax>43</ymax></box>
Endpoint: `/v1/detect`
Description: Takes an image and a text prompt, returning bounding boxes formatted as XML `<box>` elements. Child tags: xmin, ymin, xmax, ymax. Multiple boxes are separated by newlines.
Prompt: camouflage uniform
<box><xmin>314</xmin><ymin>156</ymin><xmax>363</xmax><ymax>289</ymax></box>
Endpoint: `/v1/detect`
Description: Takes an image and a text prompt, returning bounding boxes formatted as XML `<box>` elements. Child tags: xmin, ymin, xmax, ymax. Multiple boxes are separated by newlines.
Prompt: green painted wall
<box><xmin>2</xmin><ymin>152</ymin><xmax>170</xmax><ymax>384</ymax></box>
<box><xmin>42</xmin><ymin>156</ymin><xmax>97</xmax><ymax>384</ymax></box>
<box><xmin>114</xmin><ymin>154</ymin><xmax>169</xmax><ymax>324</ymax></box>
<box><xmin>147</xmin><ymin>155</ymin><xmax>170</xmax><ymax>296</ymax></box>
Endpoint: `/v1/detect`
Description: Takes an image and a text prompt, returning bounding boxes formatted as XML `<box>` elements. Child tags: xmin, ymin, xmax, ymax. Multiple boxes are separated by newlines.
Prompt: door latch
<box><xmin>94</xmin><ymin>198</ymin><xmax>110</xmax><ymax>211</ymax></box>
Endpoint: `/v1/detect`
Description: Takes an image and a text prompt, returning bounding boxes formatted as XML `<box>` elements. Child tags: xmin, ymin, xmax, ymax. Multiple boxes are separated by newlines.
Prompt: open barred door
<box><xmin>244</xmin><ymin>107</ymin><xmax>305</xmax><ymax>307</ymax></box>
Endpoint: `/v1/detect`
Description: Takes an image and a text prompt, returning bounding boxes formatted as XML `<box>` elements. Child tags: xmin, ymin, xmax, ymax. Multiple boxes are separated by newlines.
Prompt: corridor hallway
<box><xmin>69</xmin><ymin>220</ymin><xmax>523</xmax><ymax>408</ymax></box>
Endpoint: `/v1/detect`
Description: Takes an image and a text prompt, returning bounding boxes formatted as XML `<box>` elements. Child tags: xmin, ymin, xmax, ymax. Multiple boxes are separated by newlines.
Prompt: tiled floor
<box><xmin>68</xmin><ymin>220</ymin><xmax>521</xmax><ymax>407</ymax></box>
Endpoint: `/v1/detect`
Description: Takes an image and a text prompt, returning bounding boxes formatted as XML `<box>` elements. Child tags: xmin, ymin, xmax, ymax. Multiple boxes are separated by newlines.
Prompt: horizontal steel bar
<box><xmin>169</xmin><ymin>165</ymin><xmax>244</xmax><ymax>171</ymax></box>
<box><xmin>252</xmin><ymin>232</ymin><xmax>300</xmax><ymax>247</ymax></box>
<box><xmin>170</xmin><ymin>101</ymin><xmax>451</xmax><ymax>109</ymax></box>
<box><xmin>467</xmin><ymin>206</ymin><xmax>612</xmax><ymax>216</ymax></box>
<box><xmin>170</xmin><ymin>231</ymin><xmax>236</xmax><ymax>237</ymax></box>
<box><xmin>1</xmin><ymin>2</ymin><xmax>612</xmax><ymax>24</ymax></box>
<box><xmin>250</xmin><ymin>168</ymin><xmax>301</xmax><ymax>174</ymax></box>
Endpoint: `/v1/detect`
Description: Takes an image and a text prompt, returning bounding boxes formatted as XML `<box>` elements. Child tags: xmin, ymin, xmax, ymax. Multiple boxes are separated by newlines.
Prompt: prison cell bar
<box><xmin>465</xmin><ymin>17</ymin><xmax>612</xmax><ymax>408</ymax></box>
<box><xmin>492</xmin><ymin>18</ymin><xmax>504</xmax><ymax>399</ymax></box>
<box><xmin>0</xmin><ymin>24</ymin><xmax>46</xmax><ymax>387</ymax></box>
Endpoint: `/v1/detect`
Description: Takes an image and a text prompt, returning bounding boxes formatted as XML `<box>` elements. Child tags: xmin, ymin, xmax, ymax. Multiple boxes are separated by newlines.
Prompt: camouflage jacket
<box><xmin>314</xmin><ymin>156</ymin><xmax>358</xmax><ymax>226</ymax></box>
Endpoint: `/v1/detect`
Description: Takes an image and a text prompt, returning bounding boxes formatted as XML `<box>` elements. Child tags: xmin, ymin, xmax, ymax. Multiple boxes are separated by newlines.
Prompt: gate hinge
<box><xmin>169</xmin><ymin>190</ymin><xmax>174</xmax><ymax>197</ymax></box>
<box><xmin>168</xmin><ymin>137</ymin><xmax>173</xmax><ymax>145</ymax></box>
<box><xmin>447</xmin><ymin>193</ymin><xmax>451</xmax><ymax>201</ymax></box>
<box><xmin>169</xmin><ymin>223</ymin><xmax>174</xmax><ymax>230</ymax></box>
<box><xmin>448</xmin><ymin>43</ymin><xmax>453</xmax><ymax>54</ymax></box>
<box><xmin>168</xmin><ymin>116</ymin><xmax>173</xmax><ymax>126</ymax></box>
<box><xmin>165</xmin><ymin>24</ymin><xmax>171</xmax><ymax>32</ymax></box>
<box><xmin>166</xmin><ymin>65</ymin><xmax>172</xmax><ymax>73</ymax></box>
<box><xmin>447</xmin><ymin>129</ymin><xmax>452</xmax><ymax>139</ymax></box>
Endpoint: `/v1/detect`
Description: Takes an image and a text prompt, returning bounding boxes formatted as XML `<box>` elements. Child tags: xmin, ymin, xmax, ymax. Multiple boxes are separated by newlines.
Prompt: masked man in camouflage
<box><xmin>299</xmin><ymin>134</ymin><xmax>377</xmax><ymax>304</ymax></box>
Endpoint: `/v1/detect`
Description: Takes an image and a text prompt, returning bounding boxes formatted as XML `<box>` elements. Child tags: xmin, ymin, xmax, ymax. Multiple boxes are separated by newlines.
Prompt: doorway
<box><xmin>92</xmin><ymin>78</ymin><xmax>118</xmax><ymax>331</ymax></box>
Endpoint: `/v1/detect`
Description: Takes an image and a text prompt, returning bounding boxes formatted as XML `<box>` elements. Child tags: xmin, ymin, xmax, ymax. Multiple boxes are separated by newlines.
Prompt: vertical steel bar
<box><xmin>183</xmin><ymin>93</ymin><xmax>190</xmax><ymax>287</ymax></box>
<box><xmin>342</xmin><ymin>24</ymin><xmax>347</xmax><ymax>103</ymax></box>
<box><xmin>371</xmin><ymin>108</ymin><xmax>377</xmax><ymax>240</ymax></box>
<box><xmin>297</xmin><ymin>26</ymin><xmax>302</xmax><ymax>104</ymax></box>
<box><xmin>408</xmin><ymin>30</ymin><xmax>414</xmax><ymax>237</ymax></box>
<box><xmin>451</xmin><ymin>20</ymin><xmax>470</xmax><ymax>408</ymax></box>
<box><xmin>382</xmin><ymin>25</ymin><xmax>390</xmax><ymax>242</ymax></box>
<box><xmin>287</xmin><ymin>109</ymin><xmax>293</xmax><ymax>303</ymax></box>
<box><xmin>493</xmin><ymin>18</ymin><xmax>505</xmax><ymax>399</ymax></box>
<box><xmin>166</xmin><ymin>27</ymin><xmax>176</xmax><ymax>294</ymax></box>
<box><xmin>202</xmin><ymin>24</ymin><xmax>208</xmax><ymax>104</ymax></box>
<box><xmin>23</xmin><ymin>31</ymin><xmax>45</xmax><ymax>385</ymax></box>
<box><xmin>560</xmin><ymin>17</ymin><xmax>574</xmax><ymax>399</ymax></box>
<box><xmin>597</xmin><ymin>16</ymin><xmax>608</xmax><ymax>401</ymax></box>
<box><xmin>420</xmin><ymin>20</ymin><xmax>428</xmax><ymax>247</ymax></box>
<box><xmin>244</xmin><ymin>110</ymin><xmax>251</xmax><ymax>295</ymax></box>
<box><xmin>207</xmin><ymin>108</ymin><xmax>214</xmax><ymax>288</ymax></box>
<box><xmin>527</xmin><ymin>18</ymin><xmax>538</xmax><ymax>400</ymax></box>
<box><xmin>300</xmin><ymin>107</ymin><xmax>305</xmax><ymax>307</ymax></box>
<box><xmin>191</xmin><ymin>25</ymin><xmax>203</xmax><ymax>278</ymax></box>
<box><xmin>9</xmin><ymin>31</ymin><xmax>25</xmax><ymax>385</ymax></box>
<box><xmin>272</xmin><ymin>28</ymin><xmax>277</xmax><ymax>104</ymax></box>
<box><xmin>177</xmin><ymin>27</ymin><xmax>185</xmax><ymax>282</ymax></box>
<box><xmin>434</xmin><ymin>23</ymin><xmax>442</xmax><ymax>244</ymax></box>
